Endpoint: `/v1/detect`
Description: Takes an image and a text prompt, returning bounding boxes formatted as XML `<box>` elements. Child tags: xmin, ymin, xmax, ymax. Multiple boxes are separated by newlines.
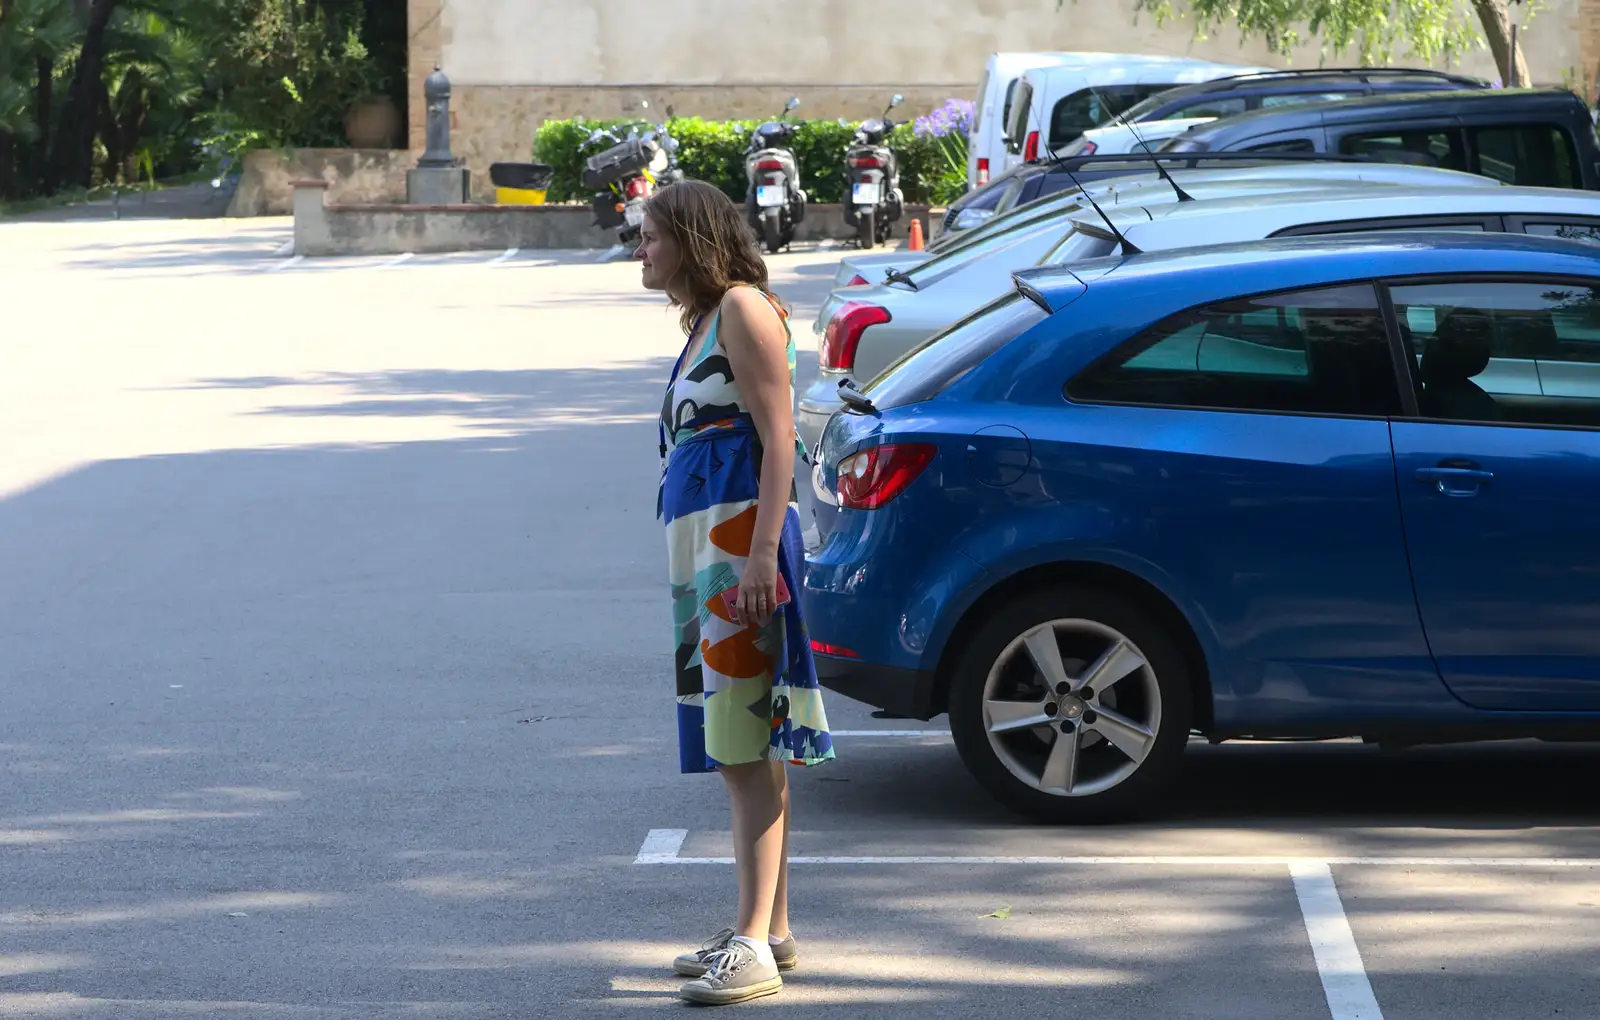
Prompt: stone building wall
<box><xmin>406</xmin><ymin>0</ymin><xmax>1600</xmax><ymax>201</ymax></box>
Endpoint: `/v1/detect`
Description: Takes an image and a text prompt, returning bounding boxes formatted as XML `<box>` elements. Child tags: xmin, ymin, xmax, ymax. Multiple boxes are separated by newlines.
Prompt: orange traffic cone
<box><xmin>907</xmin><ymin>217</ymin><xmax>925</xmax><ymax>251</ymax></box>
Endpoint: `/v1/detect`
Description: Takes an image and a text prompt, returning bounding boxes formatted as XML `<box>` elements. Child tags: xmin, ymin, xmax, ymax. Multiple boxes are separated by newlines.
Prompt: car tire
<box><xmin>947</xmin><ymin>586</ymin><xmax>1193</xmax><ymax>823</ymax></box>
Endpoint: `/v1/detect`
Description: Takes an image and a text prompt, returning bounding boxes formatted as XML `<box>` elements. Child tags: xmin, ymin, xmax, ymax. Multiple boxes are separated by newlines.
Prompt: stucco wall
<box><xmin>430</xmin><ymin>0</ymin><xmax>1589</xmax><ymax>89</ymax></box>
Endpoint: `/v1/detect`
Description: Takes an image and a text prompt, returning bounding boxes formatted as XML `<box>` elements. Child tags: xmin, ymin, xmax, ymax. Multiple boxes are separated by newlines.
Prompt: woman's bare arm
<box><xmin>719</xmin><ymin>286</ymin><xmax>795</xmax><ymax>628</ymax></box>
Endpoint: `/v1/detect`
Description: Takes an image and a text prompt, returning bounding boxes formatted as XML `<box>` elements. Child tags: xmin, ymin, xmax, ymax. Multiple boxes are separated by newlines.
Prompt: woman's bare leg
<box><xmin>769</xmin><ymin>760</ymin><xmax>791</xmax><ymax>938</ymax></box>
<box><xmin>719</xmin><ymin>759</ymin><xmax>787</xmax><ymax>940</ymax></box>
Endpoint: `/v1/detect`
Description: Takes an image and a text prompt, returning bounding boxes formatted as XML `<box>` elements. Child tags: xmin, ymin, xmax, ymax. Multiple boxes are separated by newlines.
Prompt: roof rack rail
<box><xmin>1210</xmin><ymin>66</ymin><xmax>1486</xmax><ymax>87</ymax></box>
<box><xmin>1048</xmin><ymin>152</ymin><xmax>1376</xmax><ymax>171</ymax></box>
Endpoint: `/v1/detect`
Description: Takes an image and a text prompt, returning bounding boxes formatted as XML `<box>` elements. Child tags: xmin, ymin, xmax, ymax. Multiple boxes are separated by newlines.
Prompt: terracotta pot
<box><xmin>344</xmin><ymin>95</ymin><xmax>402</xmax><ymax>149</ymax></box>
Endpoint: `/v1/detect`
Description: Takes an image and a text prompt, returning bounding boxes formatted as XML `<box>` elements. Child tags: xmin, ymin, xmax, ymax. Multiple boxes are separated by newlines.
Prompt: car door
<box><xmin>1063</xmin><ymin>283</ymin><xmax>1442</xmax><ymax>727</ymax></box>
<box><xmin>1387</xmin><ymin>276</ymin><xmax>1600</xmax><ymax>711</ymax></box>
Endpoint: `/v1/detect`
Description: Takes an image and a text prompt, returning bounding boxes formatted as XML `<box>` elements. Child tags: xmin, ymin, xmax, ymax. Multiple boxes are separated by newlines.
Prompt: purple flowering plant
<box><xmin>914</xmin><ymin>98</ymin><xmax>975</xmax><ymax>192</ymax></box>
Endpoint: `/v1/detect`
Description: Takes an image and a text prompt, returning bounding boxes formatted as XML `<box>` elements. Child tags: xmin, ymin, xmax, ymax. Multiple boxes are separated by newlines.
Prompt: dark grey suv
<box><xmin>1158</xmin><ymin>88</ymin><xmax>1600</xmax><ymax>190</ymax></box>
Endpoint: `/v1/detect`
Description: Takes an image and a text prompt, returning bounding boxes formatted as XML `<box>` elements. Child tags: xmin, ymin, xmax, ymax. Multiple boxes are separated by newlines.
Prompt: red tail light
<box><xmin>846</xmin><ymin>274</ymin><xmax>868</xmax><ymax>286</ymax></box>
<box><xmin>836</xmin><ymin>444</ymin><xmax>937</xmax><ymax>510</ymax></box>
<box><xmin>810</xmin><ymin>639</ymin><xmax>859</xmax><ymax>659</ymax></box>
<box><xmin>850</xmin><ymin>156</ymin><xmax>884</xmax><ymax>168</ymax></box>
<box><xmin>820</xmin><ymin>301</ymin><xmax>891</xmax><ymax>371</ymax></box>
<box><xmin>1024</xmin><ymin>131</ymin><xmax>1040</xmax><ymax>162</ymax></box>
<box><xmin>976</xmin><ymin>158</ymin><xmax>990</xmax><ymax>186</ymax></box>
<box><xmin>755</xmin><ymin>158</ymin><xmax>783</xmax><ymax>171</ymax></box>
<box><xmin>624</xmin><ymin>177</ymin><xmax>650</xmax><ymax>198</ymax></box>
<box><xmin>1077</xmin><ymin>140</ymin><xmax>1098</xmax><ymax>156</ymax></box>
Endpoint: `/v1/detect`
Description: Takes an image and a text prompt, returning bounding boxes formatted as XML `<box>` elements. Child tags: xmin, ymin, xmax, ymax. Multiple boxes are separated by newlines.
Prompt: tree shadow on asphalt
<box><xmin>7</xmin><ymin>357</ymin><xmax>1600</xmax><ymax>1016</ymax></box>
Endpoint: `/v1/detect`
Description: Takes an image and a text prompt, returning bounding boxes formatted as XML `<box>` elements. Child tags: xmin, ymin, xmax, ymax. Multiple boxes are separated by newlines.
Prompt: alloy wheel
<box><xmin>981</xmin><ymin>618</ymin><xmax>1162</xmax><ymax>797</ymax></box>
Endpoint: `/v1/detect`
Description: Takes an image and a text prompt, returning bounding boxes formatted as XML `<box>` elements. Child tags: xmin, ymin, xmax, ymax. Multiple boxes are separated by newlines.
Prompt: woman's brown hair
<box><xmin>644</xmin><ymin>179</ymin><xmax>786</xmax><ymax>334</ymax></box>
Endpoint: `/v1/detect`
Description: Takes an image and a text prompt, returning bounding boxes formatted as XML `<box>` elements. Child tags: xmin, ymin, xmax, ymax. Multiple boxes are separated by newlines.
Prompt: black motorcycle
<box><xmin>744</xmin><ymin>97</ymin><xmax>806</xmax><ymax>254</ymax></box>
<box><xmin>583</xmin><ymin>113</ymin><xmax>682</xmax><ymax>246</ymax></box>
<box><xmin>842</xmin><ymin>94</ymin><xmax>905</xmax><ymax>249</ymax></box>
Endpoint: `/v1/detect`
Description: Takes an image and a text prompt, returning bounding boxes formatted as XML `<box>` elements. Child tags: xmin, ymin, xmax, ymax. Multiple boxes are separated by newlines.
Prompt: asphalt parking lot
<box><xmin>4</xmin><ymin>218</ymin><xmax>1600</xmax><ymax>1018</ymax></box>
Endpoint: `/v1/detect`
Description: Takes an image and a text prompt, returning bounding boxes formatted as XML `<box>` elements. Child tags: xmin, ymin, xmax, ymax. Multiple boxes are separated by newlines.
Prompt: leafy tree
<box><xmin>0</xmin><ymin>0</ymin><xmax>79</xmax><ymax>193</ymax></box>
<box><xmin>2</xmin><ymin>0</ymin><xmax>402</xmax><ymax>201</ymax></box>
<box><xmin>1117</xmin><ymin>1</ymin><xmax>1533</xmax><ymax>86</ymax></box>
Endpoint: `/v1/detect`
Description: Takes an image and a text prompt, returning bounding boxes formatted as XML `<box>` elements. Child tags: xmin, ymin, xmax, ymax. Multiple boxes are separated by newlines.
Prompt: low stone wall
<box><xmin>291</xmin><ymin>181</ymin><xmax>938</xmax><ymax>255</ymax></box>
<box><xmin>230</xmin><ymin>149</ymin><xmax>412</xmax><ymax>217</ymax></box>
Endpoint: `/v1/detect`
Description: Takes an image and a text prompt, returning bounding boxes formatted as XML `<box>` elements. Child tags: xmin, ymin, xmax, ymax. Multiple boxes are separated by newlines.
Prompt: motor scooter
<box><xmin>842</xmin><ymin>93</ymin><xmax>905</xmax><ymax>249</ymax></box>
<box><xmin>744</xmin><ymin>97</ymin><xmax>806</xmax><ymax>253</ymax></box>
<box><xmin>583</xmin><ymin>108</ymin><xmax>682</xmax><ymax>245</ymax></box>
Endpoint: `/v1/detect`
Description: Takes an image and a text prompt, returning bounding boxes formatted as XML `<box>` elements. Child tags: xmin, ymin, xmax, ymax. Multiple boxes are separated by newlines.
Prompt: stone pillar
<box><xmin>408</xmin><ymin>65</ymin><xmax>470</xmax><ymax>204</ymax></box>
<box><xmin>1583</xmin><ymin>0</ymin><xmax>1600</xmax><ymax>105</ymax></box>
<box><xmin>290</xmin><ymin>179</ymin><xmax>332</xmax><ymax>256</ymax></box>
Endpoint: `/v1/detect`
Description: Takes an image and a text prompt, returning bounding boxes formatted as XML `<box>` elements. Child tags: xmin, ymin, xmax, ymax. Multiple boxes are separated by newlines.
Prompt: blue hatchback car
<box><xmin>803</xmin><ymin>232</ymin><xmax>1600</xmax><ymax>822</ymax></box>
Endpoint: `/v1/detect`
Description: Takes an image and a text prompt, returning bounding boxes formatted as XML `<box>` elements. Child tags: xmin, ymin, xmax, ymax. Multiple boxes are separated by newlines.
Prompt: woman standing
<box><xmin>639</xmin><ymin>180</ymin><xmax>835</xmax><ymax>1006</ymax></box>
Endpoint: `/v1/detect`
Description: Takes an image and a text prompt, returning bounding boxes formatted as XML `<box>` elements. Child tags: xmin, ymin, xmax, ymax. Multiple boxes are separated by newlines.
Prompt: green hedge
<box><xmin>532</xmin><ymin>116</ymin><xmax>960</xmax><ymax>205</ymax></box>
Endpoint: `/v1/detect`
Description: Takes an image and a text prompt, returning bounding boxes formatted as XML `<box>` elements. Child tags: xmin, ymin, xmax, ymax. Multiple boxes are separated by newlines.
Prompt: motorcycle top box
<box><xmin>581</xmin><ymin>138</ymin><xmax>660</xmax><ymax>190</ymax></box>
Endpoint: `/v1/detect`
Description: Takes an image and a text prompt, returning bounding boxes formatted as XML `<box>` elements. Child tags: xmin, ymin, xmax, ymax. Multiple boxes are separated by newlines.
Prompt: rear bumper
<box><xmin>814</xmin><ymin>654</ymin><xmax>940</xmax><ymax>721</ymax></box>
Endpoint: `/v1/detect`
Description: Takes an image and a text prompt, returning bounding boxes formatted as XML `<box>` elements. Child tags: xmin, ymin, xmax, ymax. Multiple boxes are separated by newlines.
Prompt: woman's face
<box><xmin>635</xmin><ymin>213</ymin><xmax>681</xmax><ymax>292</ymax></box>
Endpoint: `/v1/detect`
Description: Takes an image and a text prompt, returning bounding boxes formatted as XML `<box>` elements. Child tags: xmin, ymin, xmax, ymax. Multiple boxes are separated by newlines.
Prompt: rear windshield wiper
<box><xmin>837</xmin><ymin>379</ymin><xmax>878</xmax><ymax>414</ymax></box>
<box><xmin>883</xmin><ymin>267</ymin><xmax>919</xmax><ymax>291</ymax></box>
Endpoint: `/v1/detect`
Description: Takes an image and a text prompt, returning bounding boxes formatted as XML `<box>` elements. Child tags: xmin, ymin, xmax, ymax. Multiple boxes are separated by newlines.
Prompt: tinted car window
<box><xmin>867</xmin><ymin>294</ymin><xmax>1048</xmax><ymax>407</ymax></box>
<box><xmin>1068</xmin><ymin>284</ymin><xmax>1402</xmax><ymax>416</ymax></box>
<box><xmin>1341</xmin><ymin>128</ymin><xmax>1467</xmax><ymax>171</ymax></box>
<box><xmin>1040</xmin><ymin>227</ymin><xmax>1121</xmax><ymax>265</ymax></box>
<box><xmin>1472</xmin><ymin>125</ymin><xmax>1578</xmax><ymax>187</ymax></box>
<box><xmin>1049</xmin><ymin>85</ymin><xmax>1168</xmax><ymax>149</ymax></box>
<box><xmin>1524</xmin><ymin>222</ymin><xmax>1600</xmax><ymax>246</ymax></box>
<box><xmin>1005</xmin><ymin>79</ymin><xmax>1034</xmax><ymax>153</ymax></box>
<box><xmin>1260</xmin><ymin>91</ymin><xmax>1359</xmax><ymax>108</ymax></box>
<box><xmin>903</xmin><ymin>212</ymin><xmax>1070</xmax><ymax>284</ymax></box>
<box><xmin>1246</xmin><ymin>138</ymin><xmax>1316</xmax><ymax>153</ymax></box>
<box><xmin>1390</xmin><ymin>280</ymin><xmax>1600</xmax><ymax>427</ymax></box>
<box><xmin>1163</xmin><ymin>96</ymin><xmax>1247</xmax><ymax>120</ymax></box>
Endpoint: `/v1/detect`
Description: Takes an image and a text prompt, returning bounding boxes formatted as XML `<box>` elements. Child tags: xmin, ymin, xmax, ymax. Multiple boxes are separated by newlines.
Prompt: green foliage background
<box><xmin>533</xmin><ymin>116</ymin><xmax>958</xmax><ymax>205</ymax></box>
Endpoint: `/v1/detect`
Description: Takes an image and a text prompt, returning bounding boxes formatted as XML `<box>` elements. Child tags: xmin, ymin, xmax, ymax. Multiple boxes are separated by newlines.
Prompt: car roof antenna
<box><xmin>1085</xmin><ymin>84</ymin><xmax>1195</xmax><ymax>203</ymax></box>
<box><xmin>1044</xmin><ymin>146</ymin><xmax>1142</xmax><ymax>255</ymax></box>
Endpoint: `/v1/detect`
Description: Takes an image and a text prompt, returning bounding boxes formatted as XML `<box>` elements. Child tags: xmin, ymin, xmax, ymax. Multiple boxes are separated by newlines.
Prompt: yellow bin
<box><xmin>495</xmin><ymin>186</ymin><xmax>547</xmax><ymax>205</ymax></box>
<box><xmin>490</xmin><ymin>162</ymin><xmax>554</xmax><ymax>206</ymax></box>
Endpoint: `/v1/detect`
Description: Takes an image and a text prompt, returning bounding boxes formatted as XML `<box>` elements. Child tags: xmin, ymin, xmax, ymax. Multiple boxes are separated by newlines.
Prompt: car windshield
<box><xmin>902</xmin><ymin>213</ymin><xmax>1074</xmax><ymax>284</ymax></box>
<box><xmin>865</xmin><ymin>293</ymin><xmax>1047</xmax><ymax>407</ymax></box>
<box><xmin>1040</xmin><ymin>226</ymin><xmax>1122</xmax><ymax>265</ymax></box>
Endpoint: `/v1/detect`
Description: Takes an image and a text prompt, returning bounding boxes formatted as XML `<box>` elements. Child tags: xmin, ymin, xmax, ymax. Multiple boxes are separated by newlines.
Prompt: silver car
<box><xmin>798</xmin><ymin>165</ymin><xmax>1511</xmax><ymax>452</ymax></box>
<box><xmin>813</xmin><ymin>160</ymin><xmax>1503</xmax><ymax>336</ymax></box>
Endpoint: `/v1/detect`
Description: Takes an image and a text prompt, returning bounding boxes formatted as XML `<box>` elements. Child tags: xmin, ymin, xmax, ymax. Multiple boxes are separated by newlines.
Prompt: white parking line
<box><xmin>634</xmin><ymin>828</ymin><xmax>689</xmax><ymax>864</ymax></box>
<box><xmin>632</xmin><ymin>832</ymin><xmax>1600</xmax><ymax>868</ymax></box>
<box><xmin>273</xmin><ymin>240</ymin><xmax>294</xmax><ymax>256</ymax></box>
<box><xmin>265</xmin><ymin>255</ymin><xmax>303</xmax><ymax>273</ymax></box>
<box><xmin>490</xmin><ymin>247</ymin><xmax>519</xmax><ymax>264</ymax></box>
<box><xmin>1291</xmin><ymin>862</ymin><xmax>1384</xmax><ymax>1020</ymax></box>
<box><xmin>379</xmin><ymin>252</ymin><xmax>414</xmax><ymax>269</ymax></box>
<box><xmin>593</xmin><ymin>244</ymin><xmax>629</xmax><ymax>263</ymax></box>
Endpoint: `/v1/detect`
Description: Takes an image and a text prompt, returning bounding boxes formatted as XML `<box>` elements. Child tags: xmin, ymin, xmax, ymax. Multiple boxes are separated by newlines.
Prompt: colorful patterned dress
<box><xmin>659</xmin><ymin>290</ymin><xmax>835</xmax><ymax>774</ymax></box>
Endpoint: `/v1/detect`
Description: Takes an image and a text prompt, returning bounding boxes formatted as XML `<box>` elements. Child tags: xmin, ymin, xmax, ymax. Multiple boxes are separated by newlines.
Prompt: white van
<box><xmin>970</xmin><ymin>52</ymin><xmax>1086</xmax><ymax>190</ymax></box>
<box><xmin>1057</xmin><ymin>116</ymin><xmax>1220</xmax><ymax>158</ymax></box>
<box><xmin>999</xmin><ymin>56</ymin><xmax>1270</xmax><ymax>173</ymax></box>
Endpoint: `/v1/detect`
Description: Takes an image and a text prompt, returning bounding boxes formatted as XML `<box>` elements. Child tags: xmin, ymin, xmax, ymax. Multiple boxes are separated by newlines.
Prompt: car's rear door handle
<box><xmin>1415</xmin><ymin>465</ymin><xmax>1493</xmax><ymax>497</ymax></box>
